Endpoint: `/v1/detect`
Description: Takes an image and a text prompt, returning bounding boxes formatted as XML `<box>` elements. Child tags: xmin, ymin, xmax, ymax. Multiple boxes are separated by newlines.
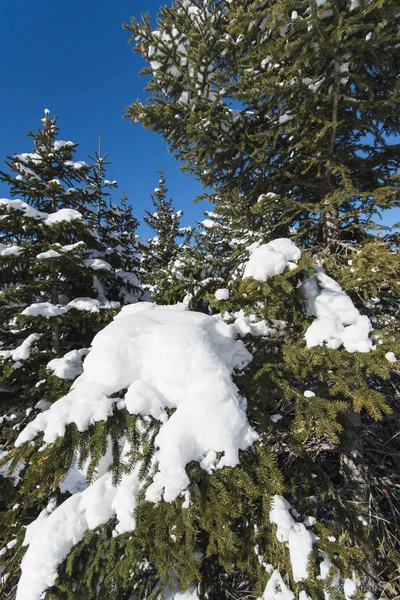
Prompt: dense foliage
<box><xmin>0</xmin><ymin>2</ymin><xmax>399</xmax><ymax>599</ymax></box>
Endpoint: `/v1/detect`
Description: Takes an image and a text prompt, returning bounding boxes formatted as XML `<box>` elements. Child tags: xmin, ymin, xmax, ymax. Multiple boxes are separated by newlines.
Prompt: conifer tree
<box><xmin>0</xmin><ymin>2</ymin><xmax>399</xmax><ymax>599</ymax></box>
<box><xmin>142</xmin><ymin>170</ymin><xmax>190</xmax><ymax>304</ymax></box>
<box><xmin>0</xmin><ymin>113</ymin><xmax>144</xmax><ymax>592</ymax></box>
<box><xmin>86</xmin><ymin>149</ymin><xmax>143</xmax><ymax>304</ymax></box>
<box><xmin>0</xmin><ymin>112</ymin><xmax>114</xmax><ymax>419</ymax></box>
<box><xmin>125</xmin><ymin>0</ymin><xmax>399</xmax><ymax>246</ymax></box>
<box><xmin>129</xmin><ymin>1</ymin><xmax>400</xmax><ymax>596</ymax></box>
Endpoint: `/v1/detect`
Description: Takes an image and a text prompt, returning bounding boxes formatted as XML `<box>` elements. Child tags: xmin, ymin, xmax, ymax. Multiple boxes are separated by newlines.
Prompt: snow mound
<box><xmin>16</xmin><ymin>303</ymin><xmax>258</xmax><ymax>502</ymax></box>
<box><xmin>22</xmin><ymin>302</ymin><xmax>68</xmax><ymax>318</ymax></box>
<box><xmin>36</xmin><ymin>249</ymin><xmax>61</xmax><ymax>259</ymax></box>
<box><xmin>44</xmin><ymin>208</ymin><xmax>82</xmax><ymax>226</ymax></box>
<box><xmin>243</xmin><ymin>238</ymin><xmax>301</xmax><ymax>281</ymax></box>
<box><xmin>66</xmin><ymin>297</ymin><xmax>101</xmax><ymax>312</ymax></box>
<box><xmin>85</xmin><ymin>258</ymin><xmax>113</xmax><ymax>271</ymax></box>
<box><xmin>0</xmin><ymin>333</ymin><xmax>41</xmax><ymax>362</ymax></box>
<box><xmin>303</xmin><ymin>269</ymin><xmax>373</xmax><ymax>353</ymax></box>
<box><xmin>385</xmin><ymin>352</ymin><xmax>397</xmax><ymax>363</ymax></box>
<box><xmin>0</xmin><ymin>197</ymin><xmax>46</xmax><ymax>220</ymax></box>
<box><xmin>0</xmin><ymin>244</ymin><xmax>24</xmax><ymax>257</ymax></box>
<box><xmin>0</xmin><ymin>198</ymin><xmax>82</xmax><ymax>226</ymax></box>
<box><xmin>47</xmin><ymin>349</ymin><xmax>88</xmax><ymax>380</ymax></box>
<box><xmin>215</xmin><ymin>288</ymin><xmax>229</xmax><ymax>301</ymax></box>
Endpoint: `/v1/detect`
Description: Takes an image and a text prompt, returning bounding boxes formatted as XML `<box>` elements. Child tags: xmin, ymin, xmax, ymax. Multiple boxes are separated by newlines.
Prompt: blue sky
<box><xmin>0</xmin><ymin>0</ymin><xmax>398</xmax><ymax>236</ymax></box>
<box><xmin>0</xmin><ymin>0</ymin><xmax>206</xmax><ymax>236</ymax></box>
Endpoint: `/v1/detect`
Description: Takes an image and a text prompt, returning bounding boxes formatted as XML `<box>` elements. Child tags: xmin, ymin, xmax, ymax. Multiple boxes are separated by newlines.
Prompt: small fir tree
<box><xmin>85</xmin><ymin>149</ymin><xmax>143</xmax><ymax>304</ymax></box>
<box><xmin>143</xmin><ymin>170</ymin><xmax>190</xmax><ymax>304</ymax></box>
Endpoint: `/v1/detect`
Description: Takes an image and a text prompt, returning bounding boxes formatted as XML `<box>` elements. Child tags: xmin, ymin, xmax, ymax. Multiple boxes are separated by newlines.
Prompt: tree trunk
<box><xmin>322</xmin><ymin>205</ymin><xmax>340</xmax><ymax>246</ymax></box>
<box><xmin>51</xmin><ymin>283</ymin><xmax>60</xmax><ymax>356</ymax></box>
<box><xmin>322</xmin><ymin>51</ymin><xmax>341</xmax><ymax>247</ymax></box>
<box><xmin>339</xmin><ymin>408</ymin><xmax>369</xmax><ymax>505</ymax></box>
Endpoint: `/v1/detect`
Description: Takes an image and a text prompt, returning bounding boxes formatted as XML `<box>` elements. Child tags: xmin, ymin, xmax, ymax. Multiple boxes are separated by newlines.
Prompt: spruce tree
<box><xmin>125</xmin><ymin>0</ymin><xmax>399</xmax><ymax>246</ymax></box>
<box><xmin>0</xmin><ymin>113</ymin><xmax>144</xmax><ymax>594</ymax></box>
<box><xmin>0</xmin><ymin>2</ymin><xmax>398</xmax><ymax>599</ymax></box>
<box><xmin>86</xmin><ymin>148</ymin><xmax>143</xmax><ymax>304</ymax></box>
<box><xmin>129</xmin><ymin>1</ymin><xmax>400</xmax><ymax>595</ymax></box>
<box><xmin>0</xmin><ymin>112</ymin><xmax>114</xmax><ymax>419</ymax></box>
<box><xmin>142</xmin><ymin>170</ymin><xmax>190</xmax><ymax>304</ymax></box>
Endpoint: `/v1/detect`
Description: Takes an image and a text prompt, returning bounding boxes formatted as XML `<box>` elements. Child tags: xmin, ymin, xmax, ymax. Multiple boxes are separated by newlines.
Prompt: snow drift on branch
<box><xmin>302</xmin><ymin>268</ymin><xmax>374</xmax><ymax>353</ymax></box>
<box><xmin>16</xmin><ymin>303</ymin><xmax>258</xmax><ymax>502</ymax></box>
<box><xmin>243</xmin><ymin>238</ymin><xmax>301</xmax><ymax>280</ymax></box>
<box><xmin>16</xmin><ymin>458</ymin><xmax>142</xmax><ymax>600</ymax></box>
<box><xmin>242</xmin><ymin>238</ymin><xmax>373</xmax><ymax>353</ymax></box>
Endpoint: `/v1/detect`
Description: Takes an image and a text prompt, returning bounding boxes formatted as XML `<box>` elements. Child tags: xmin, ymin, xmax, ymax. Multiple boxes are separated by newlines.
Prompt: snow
<box><xmin>0</xmin><ymin>244</ymin><xmax>24</xmax><ymax>257</ymax></box>
<box><xmin>303</xmin><ymin>269</ymin><xmax>373</xmax><ymax>353</ymax></box>
<box><xmin>0</xmin><ymin>198</ymin><xmax>45</xmax><ymax>220</ymax></box>
<box><xmin>16</xmin><ymin>460</ymin><xmax>142</xmax><ymax>600</ymax></box>
<box><xmin>243</xmin><ymin>238</ymin><xmax>301</xmax><ymax>281</ymax></box>
<box><xmin>303</xmin><ymin>390</ymin><xmax>315</xmax><ymax>398</ymax></box>
<box><xmin>60</xmin><ymin>241</ymin><xmax>85</xmax><ymax>252</ymax></box>
<box><xmin>215</xmin><ymin>288</ymin><xmax>229</xmax><ymax>301</ymax></box>
<box><xmin>261</xmin><ymin>570</ymin><xmax>294</xmax><ymax>600</ymax></box>
<box><xmin>1</xmin><ymin>199</ymin><xmax>83</xmax><ymax>230</ymax></box>
<box><xmin>0</xmin><ymin>333</ymin><xmax>41</xmax><ymax>362</ymax></box>
<box><xmin>270</xmin><ymin>495</ymin><xmax>318</xmax><ymax>583</ymax></box>
<box><xmin>36</xmin><ymin>249</ymin><xmax>61</xmax><ymax>259</ymax></box>
<box><xmin>288</xmin><ymin>523</ymin><xmax>317</xmax><ymax>582</ymax></box>
<box><xmin>117</xmin><ymin>270</ymin><xmax>141</xmax><ymax>287</ymax></box>
<box><xmin>53</xmin><ymin>140</ymin><xmax>74</xmax><ymax>150</ymax></box>
<box><xmin>16</xmin><ymin>303</ymin><xmax>258</xmax><ymax>504</ymax></box>
<box><xmin>344</xmin><ymin>577</ymin><xmax>357</xmax><ymax>599</ymax></box>
<box><xmin>319</xmin><ymin>554</ymin><xmax>340</xmax><ymax>586</ymax></box>
<box><xmin>22</xmin><ymin>302</ymin><xmax>68</xmax><ymax>319</ymax></box>
<box><xmin>231</xmin><ymin>310</ymin><xmax>283</xmax><ymax>338</ymax></box>
<box><xmin>66</xmin><ymin>297</ymin><xmax>101</xmax><ymax>312</ymax></box>
<box><xmin>0</xmin><ymin>450</ymin><xmax>25</xmax><ymax>484</ymax></box>
<box><xmin>44</xmin><ymin>208</ymin><xmax>82</xmax><ymax>226</ymax></box>
<box><xmin>47</xmin><ymin>349</ymin><xmax>87</xmax><ymax>380</ymax></box>
<box><xmin>64</xmin><ymin>160</ymin><xmax>87</xmax><ymax>169</ymax></box>
<box><xmin>85</xmin><ymin>258</ymin><xmax>113</xmax><ymax>271</ymax></box>
<box><xmin>201</xmin><ymin>219</ymin><xmax>216</xmax><ymax>228</ymax></box>
<box><xmin>15</xmin><ymin>152</ymin><xmax>42</xmax><ymax>165</ymax></box>
<box><xmin>279</xmin><ymin>114</ymin><xmax>293</xmax><ymax>124</ymax></box>
<box><xmin>270</xmin><ymin>414</ymin><xmax>283</xmax><ymax>423</ymax></box>
<box><xmin>385</xmin><ymin>352</ymin><xmax>397</xmax><ymax>363</ymax></box>
<box><xmin>270</xmin><ymin>495</ymin><xmax>295</xmax><ymax>542</ymax></box>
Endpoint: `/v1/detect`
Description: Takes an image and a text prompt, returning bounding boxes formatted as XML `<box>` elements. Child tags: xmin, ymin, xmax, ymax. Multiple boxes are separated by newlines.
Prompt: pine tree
<box><xmin>125</xmin><ymin>0</ymin><xmax>399</xmax><ymax>247</ymax></box>
<box><xmin>1</xmin><ymin>2</ymin><xmax>399</xmax><ymax>599</ymax></box>
<box><xmin>86</xmin><ymin>148</ymin><xmax>143</xmax><ymax>304</ymax></box>
<box><xmin>142</xmin><ymin>170</ymin><xmax>191</xmax><ymax>304</ymax></box>
<box><xmin>0</xmin><ymin>113</ymin><xmax>144</xmax><ymax>593</ymax></box>
<box><xmin>128</xmin><ymin>1</ymin><xmax>400</xmax><ymax>595</ymax></box>
<box><xmin>0</xmin><ymin>112</ymin><xmax>114</xmax><ymax>417</ymax></box>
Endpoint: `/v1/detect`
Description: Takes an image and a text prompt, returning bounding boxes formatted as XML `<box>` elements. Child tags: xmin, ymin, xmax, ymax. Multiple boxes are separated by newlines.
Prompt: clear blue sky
<box><xmin>0</xmin><ymin>0</ymin><xmax>206</xmax><ymax>236</ymax></box>
<box><xmin>0</xmin><ymin>0</ymin><xmax>398</xmax><ymax>235</ymax></box>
